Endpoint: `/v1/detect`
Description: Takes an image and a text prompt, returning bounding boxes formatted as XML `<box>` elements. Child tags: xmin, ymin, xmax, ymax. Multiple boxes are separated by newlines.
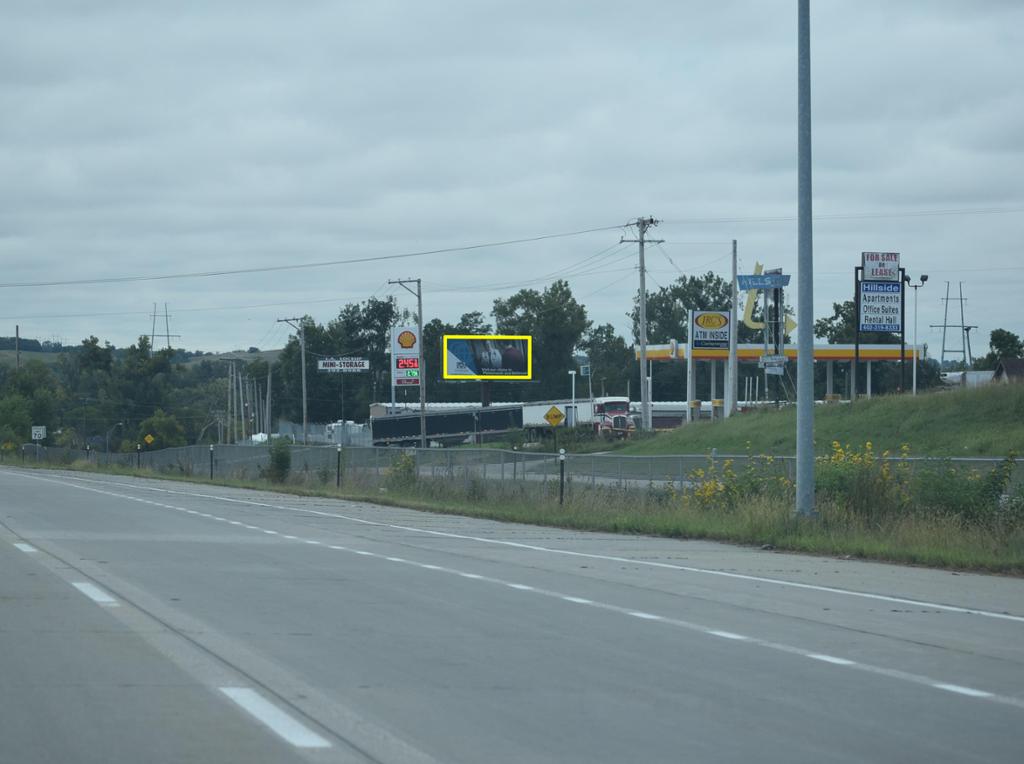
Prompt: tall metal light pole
<box><xmin>910</xmin><ymin>274</ymin><xmax>928</xmax><ymax>394</ymax></box>
<box><xmin>795</xmin><ymin>0</ymin><xmax>815</xmax><ymax>517</ymax></box>
<box><xmin>105</xmin><ymin>421</ymin><xmax>123</xmax><ymax>453</ymax></box>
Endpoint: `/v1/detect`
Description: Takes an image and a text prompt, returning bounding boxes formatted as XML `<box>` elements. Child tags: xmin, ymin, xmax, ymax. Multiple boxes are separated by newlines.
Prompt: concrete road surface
<box><xmin>1</xmin><ymin>466</ymin><xmax>1022</xmax><ymax>763</ymax></box>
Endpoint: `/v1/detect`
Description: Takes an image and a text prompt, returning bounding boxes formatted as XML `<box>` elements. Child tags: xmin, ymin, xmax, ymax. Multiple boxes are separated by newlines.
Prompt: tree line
<box><xmin>3</xmin><ymin>272</ymin><xmax>1013</xmax><ymax>450</ymax></box>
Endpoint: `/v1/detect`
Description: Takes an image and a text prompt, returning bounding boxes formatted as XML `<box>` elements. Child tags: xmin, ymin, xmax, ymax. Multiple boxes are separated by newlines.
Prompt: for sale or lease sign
<box><xmin>861</xmin><ymin>251</ymin><xmax>901</xmax><ymax>282</ymax></box>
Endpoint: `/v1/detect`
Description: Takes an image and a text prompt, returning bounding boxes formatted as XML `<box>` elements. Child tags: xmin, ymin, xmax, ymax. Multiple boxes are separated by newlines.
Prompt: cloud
<box><xmin>0</xmin><ymin>0</ymin><xmax>1021</xmax><ymax>357</ymax></box>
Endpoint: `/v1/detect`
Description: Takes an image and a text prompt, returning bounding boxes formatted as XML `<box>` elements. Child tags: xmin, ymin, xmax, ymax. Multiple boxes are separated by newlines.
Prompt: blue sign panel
<box><xmin>737</xmin><ymin>274</ymin><xmax>791</xmax><ymax>291</ymax></box>
<box><xmin>858</xmin><ymin>280</ymin><xmax>903</xmax><ymax>332</ymax></box>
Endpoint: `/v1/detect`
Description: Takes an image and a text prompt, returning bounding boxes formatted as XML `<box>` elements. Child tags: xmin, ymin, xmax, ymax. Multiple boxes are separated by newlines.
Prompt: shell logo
<box><xmin>397</xmin><ymin>330</ymin><xmax>417</xmax><ymax>349</ymax></box>
<box><xmin>695</xmin><ymin>313</ymin><xmax>728</xmax><ymax>330</ymax></box>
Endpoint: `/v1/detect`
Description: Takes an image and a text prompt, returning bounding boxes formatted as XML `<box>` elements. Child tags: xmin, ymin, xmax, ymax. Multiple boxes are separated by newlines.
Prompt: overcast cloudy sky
<box><xmin>2</xmin><ymin>1</ymin><xmax>1022</xmax><ymax>361</ymax></box>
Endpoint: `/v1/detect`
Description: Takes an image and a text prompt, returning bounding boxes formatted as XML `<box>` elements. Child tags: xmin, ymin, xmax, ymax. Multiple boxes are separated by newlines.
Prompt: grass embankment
<box><xmin>620</xmin><ymin>384</ymin><xmax>1024</xmax><ymax>457</ymax></box>
<box><xmin>9</xmin><ymin>449</ymin><xmax>1024</xmax><ymax>575</ymax></box>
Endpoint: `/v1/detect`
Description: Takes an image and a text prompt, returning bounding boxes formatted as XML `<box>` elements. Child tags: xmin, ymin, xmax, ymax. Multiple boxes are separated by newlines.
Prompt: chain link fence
<box><xmin>3</xmin><ymin>443</ymin><xmax>1020</xmax><ymax>497</ymax></box>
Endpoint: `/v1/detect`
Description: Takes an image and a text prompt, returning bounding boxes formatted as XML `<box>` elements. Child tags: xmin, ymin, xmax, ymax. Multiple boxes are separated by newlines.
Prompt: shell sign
<box><xmin>690</xmin><ymin>310</ymin><xmax>731</xmax><ymax>350</ymax></box>
<box><xmin>397</xmin><ymin>330</ymin><xmax>417</xmax><ymax>349</ymax></box>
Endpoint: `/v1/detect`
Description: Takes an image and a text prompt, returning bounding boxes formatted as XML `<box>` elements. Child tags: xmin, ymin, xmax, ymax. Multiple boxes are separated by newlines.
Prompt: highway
<box><xmin>1</xmin><ymin>466</ymin><xmax>1022</xmax><ymax>763</ymax></box>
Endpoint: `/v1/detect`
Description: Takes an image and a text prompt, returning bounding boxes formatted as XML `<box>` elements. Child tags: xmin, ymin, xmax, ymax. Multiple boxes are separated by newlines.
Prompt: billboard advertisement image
<box><xmin>443</xmin><ymin>335</ymin><xmax>532</xmax><ymax>380</ymax></box>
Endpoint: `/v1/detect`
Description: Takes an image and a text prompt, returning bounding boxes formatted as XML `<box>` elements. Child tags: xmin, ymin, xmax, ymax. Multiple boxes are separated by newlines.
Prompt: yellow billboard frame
<box><xmin>442</xmin><ymin>334</ymin><xmax>533</xmax><ymax>380</ymax></box>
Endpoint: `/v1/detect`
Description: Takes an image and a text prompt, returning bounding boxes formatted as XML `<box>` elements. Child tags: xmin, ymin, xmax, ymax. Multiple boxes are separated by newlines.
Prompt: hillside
<box><xmin>620</xmin><ymin>384</ymin><xmax>1024</xmax><ymax>457</ymax></box>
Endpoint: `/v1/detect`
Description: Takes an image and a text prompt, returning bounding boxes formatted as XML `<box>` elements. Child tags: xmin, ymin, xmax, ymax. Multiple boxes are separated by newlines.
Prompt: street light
<box><xmin>568</xmin><ymin>370</ymin><xmax>577</xmax><ymax>427</ymax></box>
<box><xmin>105</xmin><ymin>421</ymin><xmax>123</xmax><ymax>453</ymax></box>
<box><xmin>908</xmin><ymin>274</ymin><xmax>928</xmax><ymax>395</ymax></box>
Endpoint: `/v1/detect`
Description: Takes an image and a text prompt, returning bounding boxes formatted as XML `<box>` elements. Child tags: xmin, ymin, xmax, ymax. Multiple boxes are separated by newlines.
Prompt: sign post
<box><xmin>318</xmin><ymin>358</ymin><xmax>369</xmax><ymax>422</ymax></box>
<box><xmin>855</xmin><ymin>252</ymin><xmax>906</xmax><ymax>399</ymax></box>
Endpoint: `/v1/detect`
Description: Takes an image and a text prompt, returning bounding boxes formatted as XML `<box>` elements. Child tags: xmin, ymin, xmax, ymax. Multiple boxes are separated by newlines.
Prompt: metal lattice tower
<box><xmin>930</xmin><ymin>282</ymin><xmax>972</xmax><ymax>367</ymax></box>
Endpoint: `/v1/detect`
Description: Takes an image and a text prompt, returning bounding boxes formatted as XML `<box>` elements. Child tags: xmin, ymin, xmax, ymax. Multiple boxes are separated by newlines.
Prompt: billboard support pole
<box><xmin>853</xmin><ymin>266</ymin><xmax>861</xmax><ymax>403</ymax></box>
<box><xmin>686</xmin><ymin>311</ymin><xmax>695</xmax><ymax>423</ymax></box>
<box><xmin>727</xmin><ymin>239</ymin><xmax>738</xmax><ymax>418</ymax></box>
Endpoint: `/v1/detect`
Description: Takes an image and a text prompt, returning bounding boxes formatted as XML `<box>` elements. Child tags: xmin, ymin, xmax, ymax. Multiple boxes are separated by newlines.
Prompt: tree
<box><xmin>493</xmin><ymin>280</ymin><xmax>590</xmax><ymax>400</ymax></box>
<box><xmin>631</xmin><ymin>272</ymin><xmax>761</xmax><ymax>344</ymax></box>
<box><xmin>580</xmin><ymin>324</ymin><xmax>633</xmax><ymax>397</ymax></box>
<box><xmin>79</xmin><ymin>336</ymin><xmax>114</xmax><ymax>374</ymax></box>
<box><xmin>136</xmin><ymin>409</ymin><xmax>187</xmax><ymax>450</ymax></box>
<box><xmin>975</xmin><ymin>329</ymin><xmax>1023</xmax><ymax>370</ymax></box>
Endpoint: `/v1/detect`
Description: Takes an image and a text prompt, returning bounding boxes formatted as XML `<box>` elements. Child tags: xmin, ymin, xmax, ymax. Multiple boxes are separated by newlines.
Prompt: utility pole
<box><xmin>622</xmin><ymin>217</ymin><xmax>662</xmax><ymax>431</ymax></box>
<box><xmin>265</xmin><ymin>363</ymin><xmax>272</xmax><ymax>436</ymax></box>
<box><xmin>227</xmin><ymin>362</ymin><xmax>234</xmax><ymax>443</ymax></box>
<box><xmin>278</xmin><ymin>317</ymin><xmax>309</xmax><ymax>444</ymax></box>
<box><xmin>15</xmin><ymin>324</ymin><xmax>20</xmax><ymax>369</ymax></box>
<box><xmin>727</xmin><ymin>240</ymin><xmax>738</xmax><ymax>417</ymax></box>
<box><xmin>795</xmin><ymin>0</ymin><xmax>815</xmax><ymax>517</ymax></box>
<box><xmin>388</xmin><ymin>278</ymin><xmax>426</xmax><ymax>448</ymax></box>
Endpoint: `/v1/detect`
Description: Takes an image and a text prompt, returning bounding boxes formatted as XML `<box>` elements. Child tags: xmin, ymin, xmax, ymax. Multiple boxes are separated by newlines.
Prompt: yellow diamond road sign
<box><xmin>144</xmin><ymin>434</ymin><xmax>155</xmax><ymax>445</ymax></box>
<box><xmin>544</xmin><ymin>406</ymin><xmax>565</xmax><ymax>427</ymax></box>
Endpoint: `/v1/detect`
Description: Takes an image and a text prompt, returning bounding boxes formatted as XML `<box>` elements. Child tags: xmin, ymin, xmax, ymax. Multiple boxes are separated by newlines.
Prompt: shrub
<box><xmin>385</xmin><ymin>451</ymin><xmax>417</xmax><ymax>490</ymax></box>
<box><xmin>264</xmin><ymin>439</ymin><xmax>291</xmax><ymax>483</ymax></box>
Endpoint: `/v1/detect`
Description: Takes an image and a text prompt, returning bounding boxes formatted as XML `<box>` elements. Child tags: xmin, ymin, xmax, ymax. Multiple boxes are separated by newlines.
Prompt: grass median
<box><xmin>7</xmin><ymin>445</ymin><xmax>1023</xmax><ymax>575</ymax></box>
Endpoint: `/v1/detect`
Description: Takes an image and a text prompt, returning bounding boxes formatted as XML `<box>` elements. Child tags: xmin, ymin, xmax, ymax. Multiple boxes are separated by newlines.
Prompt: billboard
<box><xmin>690</xmin><ymin>310</ymin><xmax>731</xmax><ymax>350</ymax></box>
<box><xmin>391</xmin><ymin>325</ymin><xmax>421</xmax><ymax>388</ymax></box>
<box><xmin>859</xmin><ymin>281</ymin><xmax>903</xmax><ymax>332</ymax></box>
<box><xmin>443</xmin><ymin>335</ymin><xmax>532</xmax><ymax>380</ymax></box>
<box><xmin>862</xmin><ymin>251</ymin><xmax>900</xmax><ymax>282</ymax></box>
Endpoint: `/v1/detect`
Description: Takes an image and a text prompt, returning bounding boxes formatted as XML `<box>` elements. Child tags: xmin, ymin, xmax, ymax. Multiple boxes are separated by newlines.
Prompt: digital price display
<box><xmin>397</xmin><ymin>357</ymin><xmax>419</xmax><ymax>369</ymax></box>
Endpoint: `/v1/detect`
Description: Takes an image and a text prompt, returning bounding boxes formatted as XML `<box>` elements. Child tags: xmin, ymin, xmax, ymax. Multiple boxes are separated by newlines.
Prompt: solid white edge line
<box><xmin>60</xmin><ymin>472</ymin><xmax>1021</xmax><ymax>625</ymax></box>
<box><xmin>13</xmin><ymin>542</ymin><xmax>37</xmax><ymax>553</ymax></box>
<box><xmin>562</xmin><ymin>596</ymin><xmax>593</xmax><ymax>604</ymax></box>
<box><xmin>72</xmin><ymin>581</ymin><xmax>118</xmax><ymax>606</ymax></box>
<box><xmin>219</xmin><ymin>687</ymin><xmax>331</xmax><ymax>748</ymax></box>
<box><xmin>808</xmin><ymin>653</ymin><xmax>857</xmax><ymax>666</ymax></box>
<box><xmin>933</xmin><ymin>683</ymin><xmax>994</xmax><ymax>698</ymax></box>
<box><xmin>707</xmin><ymin>630</ymin><xmax>749</xmax><ymax>641</ymax></box>
<box><xmin>629</xmin><ymin>611</ymin><xmax>662</xmax><ymax>620</ymax></box>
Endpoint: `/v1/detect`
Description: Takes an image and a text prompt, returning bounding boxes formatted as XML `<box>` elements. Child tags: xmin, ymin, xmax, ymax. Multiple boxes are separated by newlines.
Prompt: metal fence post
<box><xmin>592</xmin><ymin>455</ymin><xmax>596</xmax><ymax>487</ymax></box>
<box><xmin>336</xmin><ymin>445</ymin><xmax>342</xmax><ymax>488</ymax></box>
<box><xmin>136</xmin><ymin>444</ymin><xmax>141</xmax><ymax>469</ymax></box>
<box><xmin>559</xmin><ymin>449</ymin><xmax>566</xmax><ymax>505</ymax></box>
<box><xmin>209</xmin><ymin>444</ymin><xmax>214</xmax><ymax>480</ymax></box>
<box><xmin>500</xmin><ymin>450</ymin><xmax>505</xmax><ymax>483</ymax></box>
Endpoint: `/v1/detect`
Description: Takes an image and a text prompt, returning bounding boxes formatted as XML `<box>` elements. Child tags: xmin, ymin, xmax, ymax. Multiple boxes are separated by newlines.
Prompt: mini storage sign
<box><xmin>859</xmin><ymin>281</ymin><xmax>903</xmax><ymax>332</ymax></box>
<box><xmin>690</xmin><ymin>310</ymin><xmax>731</xmax><ymax>349</ymax></box>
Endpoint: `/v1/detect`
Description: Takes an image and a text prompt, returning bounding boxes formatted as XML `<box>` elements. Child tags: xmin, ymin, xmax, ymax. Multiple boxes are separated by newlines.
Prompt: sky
<box><xmin>1</xmin><ymin>0</ymin><xmax>1022</xmax><ymax>363</ymax></box>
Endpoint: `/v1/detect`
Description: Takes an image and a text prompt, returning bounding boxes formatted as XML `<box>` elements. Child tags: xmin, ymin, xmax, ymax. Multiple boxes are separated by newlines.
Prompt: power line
<box><xmin>0</xmin><ymin>224</ymin><xmax>627</xmax><ymax>289</ymax></box>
